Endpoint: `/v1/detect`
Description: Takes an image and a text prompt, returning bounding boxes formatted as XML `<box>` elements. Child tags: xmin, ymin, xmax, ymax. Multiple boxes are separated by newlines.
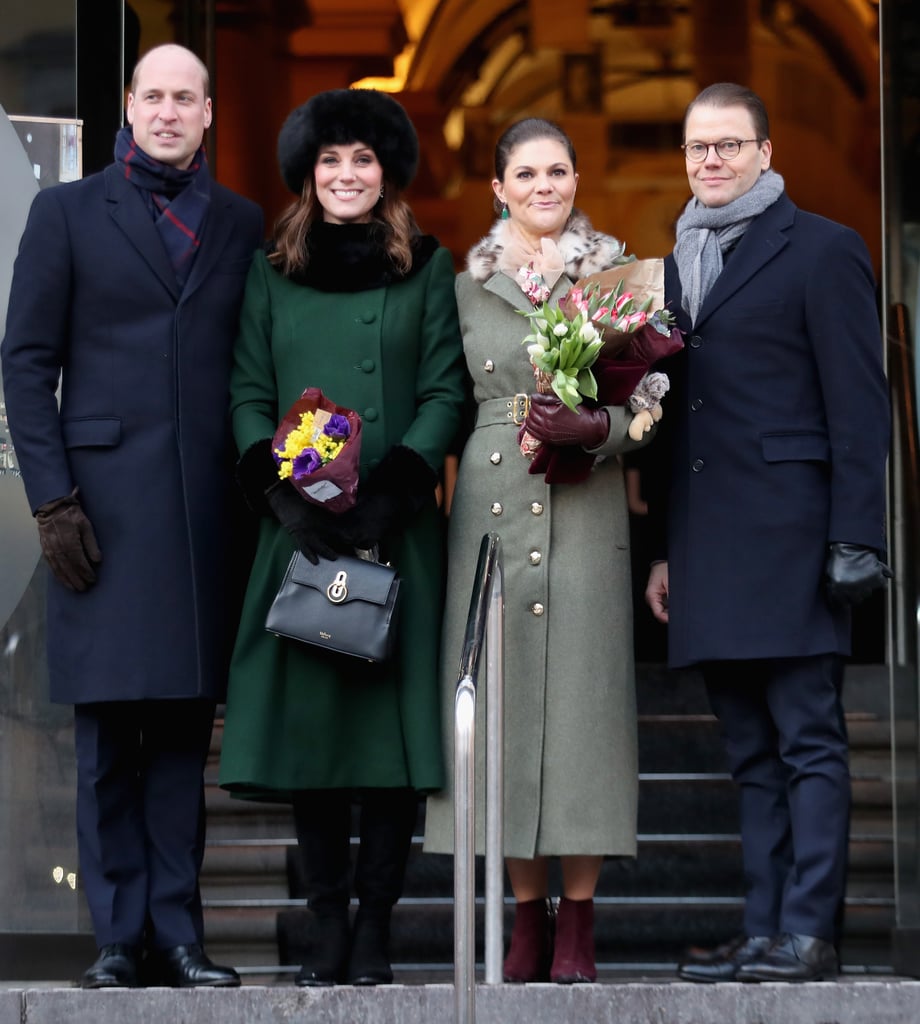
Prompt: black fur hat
<box><xmin>277</xmin><ymin>88</ymin><xmax>419</xmax><ymax>195</ymax></box>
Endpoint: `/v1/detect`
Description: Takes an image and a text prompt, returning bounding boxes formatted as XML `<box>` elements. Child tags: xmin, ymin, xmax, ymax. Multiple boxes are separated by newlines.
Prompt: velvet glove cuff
<box><xmin>236</xmin><ymin>438</ymin><xmax>281</xmax><ymax>517</ymax></box>
<box><xmin>825</xmin><ymin>542</ymin><xmax>893</xmax><ymax>605</ymax></box>
<box><xmin>524</xmin><ymin>392</ymin><xmax>610</xmax><ymax>449</ymax></box>
<box><xmin>265</xmin><ymin>480</ymin><xmax>347</xmax><ymax>565</ymax></box>
<box><xmin>339</xmin><ymin>445</ymin><xmax>437</xmax><ymax>550</ymax></box>
<box><xmin>35</xmin><ymin>488</ymin><xmax>102</xmax><ymax>592</ymax></box>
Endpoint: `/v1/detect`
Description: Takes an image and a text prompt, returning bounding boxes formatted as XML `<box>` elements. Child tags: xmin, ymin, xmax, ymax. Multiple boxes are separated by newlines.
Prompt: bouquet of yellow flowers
<box><xmin>272</xmin><ymin>387</ymin><xmax>362</xmax><ymax>513</ymax></box>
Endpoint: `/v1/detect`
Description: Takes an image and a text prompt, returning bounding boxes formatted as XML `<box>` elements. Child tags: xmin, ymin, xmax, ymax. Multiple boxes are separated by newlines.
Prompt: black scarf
<box><xmin>271</xmin><ymin>221</ymin><xmax>439</xmax><ymax>291</ymax></box>
<box><xmin>114</xmin><ymin>126</ymin><xmax>211</xmax><ymax>289</ymax></box>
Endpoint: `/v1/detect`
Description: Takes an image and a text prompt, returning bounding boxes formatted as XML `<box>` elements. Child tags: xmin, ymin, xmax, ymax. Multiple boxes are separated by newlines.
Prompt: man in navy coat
<box><xmin>1</xmin><ymin>44</ymin><xmax>262</xmax><ymax>987</ymax></box>
<box><xmin>644</xmin><ymin>83</ymin><xmax>891</xmax><ymax>982</ymax></box>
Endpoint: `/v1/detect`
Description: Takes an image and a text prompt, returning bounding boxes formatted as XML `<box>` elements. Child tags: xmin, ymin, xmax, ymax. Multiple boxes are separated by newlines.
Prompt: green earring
<box><xmin>501</xmin><ymin>202</ymin><xmax>509</xmax><ymax>221</ymax></box>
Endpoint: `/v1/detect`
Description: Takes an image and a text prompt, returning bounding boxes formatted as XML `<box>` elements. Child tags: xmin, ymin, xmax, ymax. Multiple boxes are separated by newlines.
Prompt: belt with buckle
<box><xmin>475</xmin><ymin>394</ymin><xmax>531</xmax><ymax>428</ymax></box>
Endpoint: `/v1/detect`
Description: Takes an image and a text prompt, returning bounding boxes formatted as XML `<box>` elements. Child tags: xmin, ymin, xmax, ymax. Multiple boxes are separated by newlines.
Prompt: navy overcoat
<box><xmin>1</xmin><ymin>164</ymin><xmax>263</xmax><ymax>703</ymax></box>
<box><xmin>656</xmin><ymin>193</ymin><xmax>889</xmax><ymax>668</ymax></box>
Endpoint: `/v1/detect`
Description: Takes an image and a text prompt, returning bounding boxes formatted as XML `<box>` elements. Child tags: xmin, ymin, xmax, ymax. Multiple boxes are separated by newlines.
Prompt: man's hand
<box><xmin>35</xmin><ymin>491</ymin><xmax>102</xmax><ymax>592</ymax></box>
<box><xmin>825</xmin><ymin>542</ymin><xmax>893</xmax><ymax>606</ymax></box>
<box><xmin>645</xmin><ymin>561</ymin><xmax>669</xmax><ymax>624</ymax></box>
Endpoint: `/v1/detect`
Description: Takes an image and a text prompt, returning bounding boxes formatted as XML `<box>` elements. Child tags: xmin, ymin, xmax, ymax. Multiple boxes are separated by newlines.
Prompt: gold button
<box><xmin>530</xmin><ymin>502</ymin><xmax>544</xmax><ymax>515</ymax></box>
<box><xmin>490</xmin><ymin>452</ymin><xmax>502</xmax><ymax>465</ymax></box>
<box><xmin>484</xmin><ymin>359</ymin><xmax>495</xmax><ymax>372</ymax></box>
<box><xmin>490</xmin><ymin>502</ymin><xmax>503</xmax><ymax>516</ymax></box>
<box><xmin>531</xmin><ymin>602</ymin><xmax>545</xmax><ymax>616</ymax></box>
<box><xmin>529</xmin><ymin>550</ymin><xmax>542</xmax><ymax>565</ymax></box>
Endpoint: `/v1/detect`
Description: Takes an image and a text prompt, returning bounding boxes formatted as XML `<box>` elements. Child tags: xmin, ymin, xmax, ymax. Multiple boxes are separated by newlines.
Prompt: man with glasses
<box><xmin>644</xmin><ymin>83</ymin><xmax>890</xmax><ymax>982</ymax></box>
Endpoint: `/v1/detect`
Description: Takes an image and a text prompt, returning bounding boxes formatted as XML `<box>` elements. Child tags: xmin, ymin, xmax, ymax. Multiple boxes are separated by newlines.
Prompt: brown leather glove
<box><xmin>524</xmin><ymin>392</ymin><xmax>610</xmax><ymax>449</ymax></box>
<box><xmin>35</xmin><ymin>490</ymin><xmax>102</xmax><ymax>592</ymax></box>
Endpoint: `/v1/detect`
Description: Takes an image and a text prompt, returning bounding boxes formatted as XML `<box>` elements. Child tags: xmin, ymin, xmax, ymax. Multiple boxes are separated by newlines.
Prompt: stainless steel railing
<box><xmin>454</xmin><ymin>532</ymin><xmax>505</xmax><ymax>1024</ymax></box>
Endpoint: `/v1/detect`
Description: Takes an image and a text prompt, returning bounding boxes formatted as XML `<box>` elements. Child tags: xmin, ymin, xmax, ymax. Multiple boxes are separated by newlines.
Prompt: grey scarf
<box><xmin>674</xmin><ymin>168</ymin><xmax>785</xmax><ymax>323</ymax></box>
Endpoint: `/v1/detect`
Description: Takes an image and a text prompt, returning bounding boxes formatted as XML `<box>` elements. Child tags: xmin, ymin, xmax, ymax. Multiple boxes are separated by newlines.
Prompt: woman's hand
<box><xmin>524</xmin><ymin>393</ymin><xmax>610</xmax><ymax>449</ymax></box>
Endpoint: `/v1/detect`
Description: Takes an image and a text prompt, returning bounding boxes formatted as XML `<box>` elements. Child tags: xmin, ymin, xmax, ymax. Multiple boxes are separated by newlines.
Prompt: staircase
<box><xmin>200</xmin><ymin>659</ymin><xmax>895</xmax><ymax>981</ymax></box>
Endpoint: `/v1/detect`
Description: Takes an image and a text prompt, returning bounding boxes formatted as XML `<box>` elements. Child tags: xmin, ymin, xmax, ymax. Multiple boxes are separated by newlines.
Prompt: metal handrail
<box><xmin>454</xmin><ymin>532</ymin><xmax>504</xmax><ymax>1024</ymax></box>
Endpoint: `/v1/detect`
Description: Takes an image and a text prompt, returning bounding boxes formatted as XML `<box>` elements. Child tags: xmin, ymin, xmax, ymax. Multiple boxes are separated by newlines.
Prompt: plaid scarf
<box><xmin>114</xmin><ymin>126</ymin><xmax>211</xmax><ymax>289</ymax></box>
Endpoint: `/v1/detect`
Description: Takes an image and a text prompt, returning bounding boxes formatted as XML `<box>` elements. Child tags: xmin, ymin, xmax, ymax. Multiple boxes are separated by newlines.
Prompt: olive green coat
<box><xmin>219</xmin><ymin>241</ymin><xmax>466</xmax><ymax>797</ymax></box>
<box><xmin>424</xmin><ymin>217</ymin><xmax>651</xmax><ymax>857</ymax></box>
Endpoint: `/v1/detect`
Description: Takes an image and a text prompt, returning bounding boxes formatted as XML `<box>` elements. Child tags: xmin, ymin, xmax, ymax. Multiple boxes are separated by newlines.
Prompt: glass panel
<box><xmin>882</xmin><ymin>0</ymin><xmax>920</xmax><ymax>975</ymax></box>
<box><xmin>0</xmin><ymin>1</ymin><xmax>86</xmax><ymax>936</ymax></box>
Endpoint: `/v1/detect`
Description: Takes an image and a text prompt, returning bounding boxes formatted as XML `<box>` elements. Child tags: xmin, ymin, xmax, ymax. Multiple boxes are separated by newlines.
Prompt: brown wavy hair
<box><xmin>269</xmin><ymin>175</ymin><xmax>418</xmax><ymax>277</ymax></box>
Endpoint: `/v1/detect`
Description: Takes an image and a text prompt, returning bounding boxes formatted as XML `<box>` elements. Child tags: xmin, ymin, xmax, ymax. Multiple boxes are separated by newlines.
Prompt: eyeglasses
<box><xmin>681</xmin><ymin>139</ymin><xmax>761</xmax><ymax>162</ymax></box>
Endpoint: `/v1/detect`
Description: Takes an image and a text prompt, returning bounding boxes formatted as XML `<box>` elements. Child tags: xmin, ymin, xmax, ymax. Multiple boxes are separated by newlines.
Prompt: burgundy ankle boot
<box><xmin>503</xmin><ymin>898</ymin><xmax>555</xmax><ymax>983</ymax></box>
<box><xmin>550</xmin><ymin>896</ymin><xmax>596</xmax><ymax>983</ymax></box>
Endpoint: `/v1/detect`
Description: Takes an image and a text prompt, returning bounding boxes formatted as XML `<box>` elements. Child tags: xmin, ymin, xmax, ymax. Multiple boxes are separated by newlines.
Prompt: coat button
<box><xmin>364</xmin><ymin>408</ymin><xmax>379</xmax><ymax>422</ymax></box>
<box><xmin>529</xmin><ymin>550</ymin><xmax>542</xmax><ymax>565</ymax></box>
<box><xmin>691</xmin><ymin>459</ymin><xmax>704</xmax><ymax>472</ymax></box>
<box><xmin>484</xmin><ymin>359</ymin><xmax>495</xmax><ymax>372</ymax></box>
<box><xmin>530</xmin><ymin>502</ymin><xmax>544</xmax><ymax>515</ymax></box>
<box><xmin>490</xmin><ymin>452</ymin><xmax>502</xmax><ymax>465</ymax></box>
<box><xmin>358</xmin><ymin>312</ymin><xmax>377</xmax><ymax>324</ymax></box>
<box><xmin>361</xmin><ymin>359</ymin><xmax>376</xmax><ymax>373</ymax></box>
<box><xmin>531</xmin><ymin>602</ymin><xmax>545</xmax><ymax>616</ymax></box>
<box><xmin>690</xmin><ymin>398</ymin><xmax>703</xmax><ymax>411</ymax></box>
<box><xmin>491</xmin><ymin>502</ymin><xmax>503</xmax><ymax>516</ymax></box>
<box><xmin>689</xmin><ymin>335</ymin><xmax>702</xmax><ymax>348</ymax></box>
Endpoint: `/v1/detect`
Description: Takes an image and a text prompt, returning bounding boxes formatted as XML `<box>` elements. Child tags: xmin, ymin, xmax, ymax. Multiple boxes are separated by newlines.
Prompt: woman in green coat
<box><xmin>424</xmin><ymin>118</ymin><xmax>656</xmax><ymax>984</ymax></box>
<box><xmin>218</xmin><ymin>89</ymin><xmax>466</xmax><ymax>987</ymax></box>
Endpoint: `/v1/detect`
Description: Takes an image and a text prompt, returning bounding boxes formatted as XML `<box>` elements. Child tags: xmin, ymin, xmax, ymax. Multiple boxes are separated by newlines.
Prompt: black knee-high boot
<box><xmin>347</xmin><ymin>788</ymin><xmax>418</xmax><ymax>985</ymax></box>
<box><xmin>291</xmin><ymin>789</ymin><xmax>352</xmax><ymax>986</ymax></box>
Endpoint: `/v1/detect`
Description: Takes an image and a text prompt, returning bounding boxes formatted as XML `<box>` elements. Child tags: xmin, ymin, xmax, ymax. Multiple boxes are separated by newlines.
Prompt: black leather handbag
<box><xmin>265</xmin><ymin>551</ymin><xmax>401</xmax><ymax>662</ymax></box>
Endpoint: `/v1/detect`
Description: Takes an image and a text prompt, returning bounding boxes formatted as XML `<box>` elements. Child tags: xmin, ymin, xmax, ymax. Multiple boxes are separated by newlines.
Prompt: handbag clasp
<box><xmin>326</xmin><ymin>570</ymin><xmax>349</xmax><ymax>604</ymax></box>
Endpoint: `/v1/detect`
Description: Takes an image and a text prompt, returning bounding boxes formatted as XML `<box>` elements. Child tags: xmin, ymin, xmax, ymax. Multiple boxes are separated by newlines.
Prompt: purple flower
<box><xmin>324</xmin><ymin>414</ymin><xmax>351</xmax><ymax>440</ymax></box>
<box><xmin>292</xmin><ymin>448</ymin><xmax>323</xmax><ymax>478</ymax></box>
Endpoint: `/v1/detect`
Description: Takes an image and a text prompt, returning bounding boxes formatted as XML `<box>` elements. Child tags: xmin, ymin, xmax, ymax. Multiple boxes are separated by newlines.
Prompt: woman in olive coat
<box><xmin>424</xmin><ymin>118</ymin><xmax>654</xmax><ymax>984</ymax></box>
<box><xmin>218</xmin><ymin>89</ymin><xmax>466</xmax><ymax>987</ymax></box>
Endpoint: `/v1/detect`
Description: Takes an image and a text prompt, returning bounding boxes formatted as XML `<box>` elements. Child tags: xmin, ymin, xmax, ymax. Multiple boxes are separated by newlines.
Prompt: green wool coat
<box><xmin>218</xmin><ymin>239</ymin><xmax>466</xmax><ymax>797</ymax></box>
<box><xmin>424</xmin><ymin>239</ymin><xmax>652</xmax><ymax>858</ymax></box>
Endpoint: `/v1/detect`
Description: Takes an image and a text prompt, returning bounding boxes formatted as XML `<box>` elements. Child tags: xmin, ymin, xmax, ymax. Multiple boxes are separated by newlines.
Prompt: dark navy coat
<box><xmin>655</xmin><ymin>193</ymin><xmax>889</xmax><ymax>668</ymax></box>
<box><xmin>1</xmin><ymin>164</ymin><xmax>263</xmax><ymax>703</ymax></box>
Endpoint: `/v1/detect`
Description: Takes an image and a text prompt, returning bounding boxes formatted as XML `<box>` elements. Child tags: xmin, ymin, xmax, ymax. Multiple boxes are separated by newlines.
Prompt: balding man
<box><xmin>1</xmin><ymin>44</ymin><xmax>263</xmax><ymax>988</ymax></box>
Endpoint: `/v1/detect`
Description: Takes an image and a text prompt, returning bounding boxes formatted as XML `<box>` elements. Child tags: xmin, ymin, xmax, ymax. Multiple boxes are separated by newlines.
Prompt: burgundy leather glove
<box><xmin>825</xmin><ymin>542</ymin><xmax>893</xmax><ymax>605</ymax></box>
<box><xmin>35</xmin><ymin>490</ymin><xmax>102</xmax><ymax>592</ymax></box>
<box><xmin>524</xmin><ymin>392</ymin><xmax>610</xmax><ymax>449</ymax></box>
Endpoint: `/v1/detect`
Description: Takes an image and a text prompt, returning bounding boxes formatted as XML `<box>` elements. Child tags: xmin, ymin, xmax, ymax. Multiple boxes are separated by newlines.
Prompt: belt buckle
<box><xmin>510</xmin><ymin>393</ymin><xmax>530</xmax><ymax>425</ymax></box>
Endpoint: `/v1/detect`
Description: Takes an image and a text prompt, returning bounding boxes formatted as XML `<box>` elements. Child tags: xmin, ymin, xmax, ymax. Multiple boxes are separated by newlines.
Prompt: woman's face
<box><xmin>492</xmin><ymin>137</ymin><xmax>578</xmax><ymax>241</ymax></box>
<box><xmin>313</xmin><ymin>141</ymin><xmax>383</xmax><ymax>224</ymax></box>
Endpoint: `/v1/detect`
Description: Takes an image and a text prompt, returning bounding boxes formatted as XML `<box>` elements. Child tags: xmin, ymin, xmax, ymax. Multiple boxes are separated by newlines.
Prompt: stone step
<box><xmin>3</xmin><ymin>979</ymin><xmax>919</xmax><ymax>1023</ymax></box>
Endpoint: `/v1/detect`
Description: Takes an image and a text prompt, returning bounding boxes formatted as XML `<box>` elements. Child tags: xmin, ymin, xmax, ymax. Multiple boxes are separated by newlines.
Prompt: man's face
<box><xmin>126</xmin><ymin>46</ymin><xmax>212</xmax><ymax>169</ymax></box>
<box><xmin>684</xmin><ymin>103</ymin><xmax>772</xmax><ymax>208</ymax></box>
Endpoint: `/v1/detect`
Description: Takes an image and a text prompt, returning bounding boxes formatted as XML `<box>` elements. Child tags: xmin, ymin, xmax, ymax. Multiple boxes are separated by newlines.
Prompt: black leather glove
<box><xmin>265</xmin><ymin>480</ymin><xmax>344</xmax><ymax>565</ymax></box>
<box><xmin>35</xmin><ymin>489</ymin><xmax>102</xmax><ymax>592</ymax></box>
<box><xmin>825</xmin><ymin>542</ymin><xmax>893</xmax><ymax>606</ymax></box>
<box><xmin>236</xmin><ymin>438</ymin><xmax>282</xmax><ymax>517</ymax></box>
<box><xmin>339</xmin><ymin>445</ymin><xmax>437</xmax><ymax>550</ymax></box>
<box><xmin>524</xmin><ymin>392</ymin><xmax>610</xmax><ymax>449</ymax></box>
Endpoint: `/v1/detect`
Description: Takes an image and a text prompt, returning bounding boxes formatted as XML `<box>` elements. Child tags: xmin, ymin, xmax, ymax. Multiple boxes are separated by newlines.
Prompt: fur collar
<box><xmin>465</xmin><ymin>209</ymin><xmax>627</xmax><ymax>284</ymax></box>
<box><xmin>269</xmin><ymin>221</ymin><xmax>439</xmax><ymax>291</ymax></box>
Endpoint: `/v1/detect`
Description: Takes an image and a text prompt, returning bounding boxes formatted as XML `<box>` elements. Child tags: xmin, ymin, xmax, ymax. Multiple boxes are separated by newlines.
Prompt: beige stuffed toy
<box><xmin>628</xmin><ymin>371</ymin><xmax>670</xmax><ymax>441</ymax></box>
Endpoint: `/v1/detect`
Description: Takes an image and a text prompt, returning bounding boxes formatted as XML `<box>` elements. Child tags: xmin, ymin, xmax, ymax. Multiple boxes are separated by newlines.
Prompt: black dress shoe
<box><xmin>82</xmin><ymin>944</ymin><xmax>140</xmax><ymax>989</ymax></box>
<box><xmin>678</xmin><ymin>934</ymin><xmax>774</xmax><ymax>982</ymax></box>
<box><xmin>148</xmin><ymin>944</ymin><xmax>241</xmax><ymax>988</ymax></box>
<box><xmin>737</xmin><ymin>933</ymin><xmax>838</xmax><ymax>982</ymax></box>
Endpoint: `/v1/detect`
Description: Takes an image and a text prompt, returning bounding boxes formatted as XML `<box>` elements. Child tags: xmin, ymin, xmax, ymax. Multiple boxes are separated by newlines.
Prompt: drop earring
<box><xmin>379</xmin><ymin>186</ymin><xmax>385</xmax><ymax>198</ymax></box>
<box><xmin>501</xmin><ymin>202</ymin><xmax>509</xmax><ymax>221</ymax></box>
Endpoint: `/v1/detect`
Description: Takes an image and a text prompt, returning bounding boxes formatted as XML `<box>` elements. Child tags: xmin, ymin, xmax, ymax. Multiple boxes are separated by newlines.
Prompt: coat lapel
<box><xmin>694</xmin><ymin>193</ymin><xmax>795</xmax><ymax>328</ymax></box>
<box><xmin>104</xmin><ymin>165</ymin><xmax>179</xmax><ymax>301</ymax></box>
<box><xmin>483</xmin><ymin>268</ymin><xmax>573</xmax><ymax>312</ymax></box>
<box><xmin>181</xmin><ymin>187</ymin><xmax>234</xmax><ymax>302</ymax></box>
